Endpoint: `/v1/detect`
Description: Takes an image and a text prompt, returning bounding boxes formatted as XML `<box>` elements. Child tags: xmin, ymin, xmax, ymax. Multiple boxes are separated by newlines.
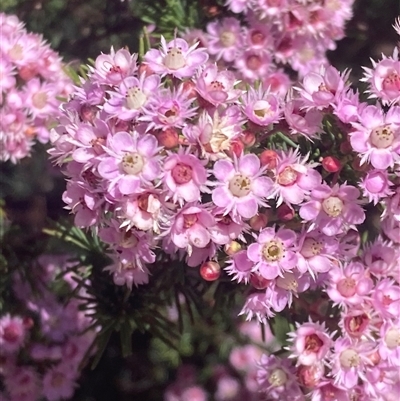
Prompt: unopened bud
<box><xmin>249</xmin><ymin>213</ymin><xmax>268</xmax><ymax>231</ymax></box>
<box><xmin>228</xmin><ymin>140</ymin><xmax>244</xmax><ymax>158</ymax></box>
<box><xmin>260</xmin><ymin>149</ymin><xmax>278</xmax><ymax>169</ymax></box>
<box><xmin>250</xmin><ymin>273</ymin><xmax>270</xmax><ymax>289</ymax></box>
<box><xmin>138</xmin><ymin>63</ymin><xmax>154</xmax><ymax>76</ymax></box>
<box><xmin>23</xmin><ymin>317</ymin><xmax>34</xmax><ymax>329</ymax></box>
<box><xmin>182</xmin><ymin>80</ymin><xmax>197</xmax><ymax>98</ymax></box>
<box><xmin>224</xmin><ymin>241</ymin><xmax>241</xmax><ymax>255</ymax></box>
<box><xmin>277</xmin><ymin>204</ymin><xmax>295</xmax><ymax>221</ymax></box>
<box><xmin>19</xmin><ymin>65</ymin><xmax>37</xmax><ymax>81</ymax></box>
<box><xmin>241</xmin><ymin>130</ymin><xmax>256</xmax><ymax>147</ymax></box>
<box><xmin>200</xmin><ymin>261</ymin><xmax>221</xmax><ymax>281</ymax></box>
<box><xmin>157</xmin><ymin>128</ymin><xmax>179</xmax><ymax>148</ymax></box>
<box><xmin>322</xmin><ymin>156</ymin><xmax>341</xmax><ymax>173</ymax></box>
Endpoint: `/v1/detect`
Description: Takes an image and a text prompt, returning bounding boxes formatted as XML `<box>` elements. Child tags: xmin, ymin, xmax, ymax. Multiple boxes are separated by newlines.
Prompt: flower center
<box><xmin>122</xmin><ymin>152</ymin><xmax>144</xmax><ymax>175</ymax></box>
<box><xmin>220</xmin><ymin>31</ymin><xmax>236</xmax><ymax>47</ymax></box>
<box><xmin>277</xmin><ymin>166</ymin><xmax>298</xmax><ymax>186</ymax></box>
<box><xmin>268</xmin><ymin>368</ymin><xmax>287</xmax><ymax>387</ymax></box>
<box><xmin>3</xmin><ymin>324</ymin><xmax>20</xmax><ymax>343</ymax></box>
<box><xmin>121</xmin><ymin>231</ymin><xmax>139</xmax><ymax>248</ymax></box>
<box><xmin>253</xmin><ymin>100</ymin><xmax>273</xmax><ymax>119</ymax></box>
<box><xmin>9</xmin><ymin>44</ymin><xmax>23</xmax><ymax>61</ymax></box>
<box><xmin>208</xmin><ymin>80</ymin><xmax>225</xmax><ymax>91</ymax></box>
<box><xmin>171</xmin><ymin>163</ymin><xmax>193</xmax><ymax>184</ymax></box>
<box><xmin>228</xmin><ymin>174</ymin><xmax>251</xmax><ymax>197</ymax></box>
<box><xmin>183</xmin><ymin>213</ymin><xmax>198</xmax><ymax>229</ymax></box>
<box><xmin>345</xmin><ymin>314</ymin><xmax>369</xmax><ymax>337</ymax></box>
<box><xmin>51</xmin><ymin>372</ymin><xmax>66</xmax><ymax>387</ymax></box>
<box><xmin>276</xmin><ymin>273</ymin><xmax>298</xmax><ymax>292</ymax></box>
<box><xmin>262</xmin><ymin>240</ymin><xmax>284</xmax><ymax>262</ymax></box>
<box><xmin>305</xmin><ymin>333</ymin><xmax>324</xmax><ymax>352</ymax></box>
<box><xmin>300</xmin><ymin>238</ymin><xmax>323</xmax><ymax>258</ymax></box>
<box><xmin>32</xmin><ymin>92</ymin><xmax>48</xmax><ymax>109</ymax></box>
<box><xmin>322</xmin><ymin>196</ymin><xmax>343</xmax><ymax>217</ymax></box>
<box><xmin>382</xmin><ymin>71</ymin><xmax>400</xmax><ymax>91</ymax></box>
<box><xmin>370</xmin><ymin>125</ymin><xmax>394</xmax><ymax>149</ymax></box>
<box><xmin>250</xmin><ymin>30</ymin><xmax>265</xmax><ymax>45</ymax></box>
<box><xmin>126</xmin><ymin>86</ymin><xmax>147</xmax><ymax>109</ymax></box>
<box><xmin>164</xmin><ymin>47</ymin><xmax>186</xmax><ymax>70</ymax></box>
<box><xmin>337</xmin><ymin>277</ymin><xmax>357</xmax><ymax>298</ymax></box>
<box><xmin>339</xmin><ymin>349</ymin><xmax>360</xmax><ymax>368</ymax></box>
<box><xmin>246</xmin><ymin>55</ymin><xmax>262</xmax><ymax>71</ymax></box>
<box><xmin>385</xmin><ymin>328</ymin><xmax>400</xmax><ymax>349</ymax></box>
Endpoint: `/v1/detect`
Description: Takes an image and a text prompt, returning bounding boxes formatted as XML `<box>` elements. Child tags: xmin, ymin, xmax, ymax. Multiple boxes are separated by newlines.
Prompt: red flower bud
<box><xmin>200</xmin><ymin>261</ymin><xmax>221</xmax><ymax>281</ymax></box>
<box><xmin>250</xmin><ymin>273</ymin><xmax>270</xmax><ymax>289</ymax></box>
<box><xmin>241</xmin><ymin>130</ymin><xmax>256</xmax><ymax>147</ymax></box>
<box><xmin>322</xmin><ymin>156</ymin><xmax>341</xmax><ymax>173</ymax></box>
<box><xmin>260</xmin><ymin>149</ymin><xmax>278</xmax><ymax>169</ymax></box>
<box><xmin>157</xmin><ymin>128</ymin><xmax>179</xmax><ymax>148</ymax></box>
<box><xmin>249</xmin><ymin>213</ymin><xmax>268</xmax><ymax>231</ymax></box>
<box><xmin>277</xmin><ymin>204</ymin><xmax>295</xmax><ymax>221</ymax></box>
<box><xmin>228</xmin><ymin>140</ymin><xmax>244</xmax><ymax>158</ymax></box>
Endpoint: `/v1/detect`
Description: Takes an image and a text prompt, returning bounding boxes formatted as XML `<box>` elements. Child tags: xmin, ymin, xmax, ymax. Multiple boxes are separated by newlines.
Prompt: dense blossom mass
<box><xmin>0</xmin><ymin>13</ymin><xmax>71</xmax><ymax>163</ymax></box>
<box><xmin>1</xmin><ymin>3</ymin><xmax>400</xmax><ymax>401</ymax></box>
<box><xmin>0</xmin><ymin>256</ymin><xmax>98</xmax><ymax>401</ymax></box>
<box><xmin>47</xmin><ymin>13</ymin><xmax>400</xmax><ymax>397</ymax></box>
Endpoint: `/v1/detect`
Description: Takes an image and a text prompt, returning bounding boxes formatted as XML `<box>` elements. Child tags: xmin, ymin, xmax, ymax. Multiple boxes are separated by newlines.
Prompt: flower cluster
<box><xmin>0</xmin><ymin>13</ymin><xmax>72</xmax><ymax>163</ymax></box>
<box><xmin>0</xmin><ymin>256</ymin><xmax>98</xmax><ymax>401</ymax></box>
<box><xmin>49</xmin><ymin>16</ymin><xmax>400</xmax><ymax>401</ymax></box>
<box><xmin>183</xmin><ymin>0</ymin><xmax>354</xmax><ymax>87</ymax></box>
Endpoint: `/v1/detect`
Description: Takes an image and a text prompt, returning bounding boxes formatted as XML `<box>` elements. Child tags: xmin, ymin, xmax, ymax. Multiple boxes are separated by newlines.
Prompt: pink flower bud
<box><xmin>260</xmin><ymin>149</ymin><xmax>278</xmax><ymax>169</ymax></box>
<box><xmin>224</xmin><ymin>241</ymin><xmax>241</xmax><ymax>255</ymax></box>
<box><xmin>249</xmin><ymin>213</ymin><xmax>268</xmax><ymax>231</ymax></box>
<box><xmin>277</xmin><ymin>204</ymin><xmax>295</xmax><ymax>221</ymax></box>
<box><xmin>138</xmin><ymin>63</ymin><xmax>154</xmax><ymax>76</ymax></box>
<box><xmin>241</xmin><ymin>130</ymin><xmax>256</xmax><ymax>147</ymax></box>
<box><xmin>227</xmin><ymin>140</ymin><xmax>244</xmax><ymax>158</ymax></box>
<box><xmin>322</xmin><ymin>156</ymin><xmax>341</xmax><ymax>173</ymax></box>
<box><xmin>250</xmin><ymin>273</ymin><xmax>270</xmax><ymax>289</ymax></box>
<box><xmin>157</xmin><ymin>128</ymin><xmax>179</xmax><ymax>148</ymax></box>
<box><xmin>200</xmin><ymin>261</ymin><xmax>221</xmax><ymax>281</ymax></box>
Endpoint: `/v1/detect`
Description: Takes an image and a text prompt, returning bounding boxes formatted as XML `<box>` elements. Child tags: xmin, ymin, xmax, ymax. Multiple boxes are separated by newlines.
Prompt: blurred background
<box><xmin>0</xmin><ymin>0</ymin><xmax>400</xmax><ymax>400</ymax></box>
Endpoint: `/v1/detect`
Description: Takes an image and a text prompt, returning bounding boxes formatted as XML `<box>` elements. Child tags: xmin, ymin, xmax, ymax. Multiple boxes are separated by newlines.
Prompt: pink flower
<box><xmin>103</xmin><ymin>74</ymin><xmax>161</xmax><ymax>121</ymax></box>
<box><xmin>225</xmin><ymin>250</ymin><xmax>254</xmax><ymax>283</ymax></box>
<box><xmin>241</xmin><ymin>84</ymin><xmax>281</xmax><ymax>126</ymax></box>
<box><xmin>212</xmin><ymin>153</ymin><xmax>273</xmax><ymax>221</ymax></box>
<box><xmin>98</xmin><ymin>131</ymin><xmax>161</xmax><ymax>196</ymax></box>
<box><xmin>235</xmin><ymin>50</ymin><xmax>272</xmax><ymax>82</ymax></box>
<box><xmin>163</xmin><ymin>149</ymin><xmax>208</xmax><ymax>205</ymax></box>
<box><xmin>330</xmin><ymin>337</ymin><xmax>374</xmax><ymax>389</ymax></box>
<box><xmin>195</xmin><ymin>64</ymin><xmax>241</xmax><ymax>107</ymax></box>
<box><xmin>287</xmin><ymin>321</ymin><xmax>333</xmax><ymax>366</ymax></box>
<box><xmin>272</xmin><ymin>149</ymin><xmax>322</xmax><ymax>206</ymax></box>
<box><xmin>299</xmin><ymin>183</ymin><xmax>365</xmax><ymax>236</ymax></box>
<box><xmin>256</xmin><ymin>354</ymin><xmax>304</xmax><ymax>399</ymax></box>
<box><xmin>361</xmin><ymin>48</ymin><xmax>400</xmax><ymax>105</ymax></box>
<box><xmin>350</xmin><ymin>104</ymin><xmax>400</xmax><ymax>170</ymax></box>
<box><xmin>206</xmin><ymin>17</ymin><xmax>243</xmax><ymax>63</ymax></box>
<box><xmin>0</xmin><ymin>314</ymin><xmax>26</xmax><ymax>354</ymax></box>
<box><xmin>42</xmin><ymin>364</ymin><xmax>78</xmax><ymax>401</ymax></box>
<box><xmin>240</xmin><ymin>292</ymin><xmax>275</xmax><ymax>322</ymax></box>
<box><xmin>371</xmin><ymin>279</ymin><xmax>400</xmax><ymax>319</ymax></box>
<box><xmin>247</xmin><ymin>226</ymin><xmax>298</xmax><ymax>280</ymax></box>
<box><xmin>92</xmin><ymin>47</ymin><xmax>137</xmax><ymax>85</ymax></box>
<box><xmin>326</xmin><ymin>261</ymin><xmax>373</xmax><ymax>307</ymax></box>
<box><xmin>296</xmin><ymin>66</ymin><xmax>350</xmax><ymax>110</ymax></box>
<box><xmin>359</xmin><ymin>169</ymin><xmax>394</xmax><ymax>205</ymax></box>
<box><xmin>143</xmin><ymin>36</ymin><xmax>208</xmax><ymax>79</ymax></box>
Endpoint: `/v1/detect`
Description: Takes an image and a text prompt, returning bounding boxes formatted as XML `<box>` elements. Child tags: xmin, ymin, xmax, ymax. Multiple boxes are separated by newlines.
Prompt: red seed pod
<box><xmin>249</xmin><ymin>213</ymin><xmax>268</xmax><ymax>231</ymax></box>
<box><xmin>322</xmin><ymin>156</ymin><xmax>341</xmax><ymax>173</ymax></box>
<box><xmin>200</xmin><ymin>261</ymin><xmax>221</xmax><ymax>281</ymax></box>
<box><xmin>260</xmin><ymin>149</ymin><xmax>278</xmax><ymax>169</ymax></box>
<box><xmin>157</xmin><ymin>128</ymin><xmax>179</xmax><ymax>149</ymax></box>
